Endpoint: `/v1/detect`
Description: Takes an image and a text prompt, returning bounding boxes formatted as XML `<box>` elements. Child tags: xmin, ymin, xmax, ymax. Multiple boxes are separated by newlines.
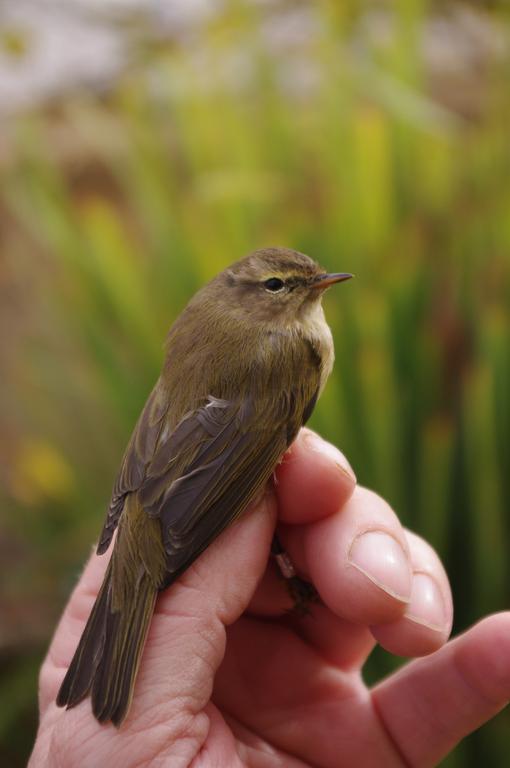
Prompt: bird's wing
<box><xmin>137</xmin><ymin>394</ymin><xmax>292</xmax><ymax>583</ymax></box>
<box><xmin>98</xmin><ymin>373</ymin><xmax>321</xmax><ymax>582</ymax></box>
<box><xmin>97</xmin><ymin>384</ymin><xmax>169</xmax><ymax>555</ymax></box>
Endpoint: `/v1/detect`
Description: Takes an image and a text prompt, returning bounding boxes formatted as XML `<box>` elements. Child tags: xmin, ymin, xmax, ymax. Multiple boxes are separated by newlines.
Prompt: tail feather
<box><xmin>57</xmin><ymin>562</ymin><xmax>157</xmax><ymax>727</ymax></box>
<box><xmin>56</xmin><ymin>562</ymin><xmax>112</xmax><ymax>709</ymax></box>
<box><xmin>92</xmin><ymin>575</ymin><xmax>156</xmax><ymax>725</ymax></box>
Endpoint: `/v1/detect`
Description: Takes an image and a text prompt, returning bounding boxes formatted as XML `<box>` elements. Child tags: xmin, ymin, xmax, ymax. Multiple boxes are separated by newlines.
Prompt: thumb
<box><xmin>41</xmin><ymin>492</ymin><xmax>276</xmax><ymax>729</ymax></box>
<box><xmin>131</xmin><ymin>491</ymin><xmax>276</xmax><ymax>725</ymax></box>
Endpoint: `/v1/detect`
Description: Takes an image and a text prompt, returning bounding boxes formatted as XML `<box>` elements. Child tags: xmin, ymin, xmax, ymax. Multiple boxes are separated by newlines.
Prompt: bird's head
<box><xmin>212</xmin><ymin>247</ymin><xmax>352</xmax><ymax>326</ymax></box>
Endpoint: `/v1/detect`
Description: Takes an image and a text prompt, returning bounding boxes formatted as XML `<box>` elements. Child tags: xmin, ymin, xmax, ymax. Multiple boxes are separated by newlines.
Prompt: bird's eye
<box><xmin>264</xmin><ymin>277</ymin><xmax>285</xmax><ymax>293</ymax></box>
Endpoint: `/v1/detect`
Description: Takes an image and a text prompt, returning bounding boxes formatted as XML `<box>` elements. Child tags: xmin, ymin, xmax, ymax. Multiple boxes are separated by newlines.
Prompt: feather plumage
<box><xmin>57</xmin><ymin>247</ymin><xmax>344</xmax><ymax>726</ymax></box>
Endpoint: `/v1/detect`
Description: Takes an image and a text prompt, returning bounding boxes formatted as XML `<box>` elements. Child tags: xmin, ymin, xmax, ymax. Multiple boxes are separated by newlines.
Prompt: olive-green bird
<box><xmin>56</xmin><ymin>247</ymin><xmax>351</xmax><ymax>726</ymax></box>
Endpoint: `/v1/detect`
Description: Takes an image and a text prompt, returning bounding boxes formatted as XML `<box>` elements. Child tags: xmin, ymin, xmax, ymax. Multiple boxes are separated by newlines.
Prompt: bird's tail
<box><xmin>56</xmin><ymin>559</ymin><xmax>157</xmax><ymax>727</ymax></box>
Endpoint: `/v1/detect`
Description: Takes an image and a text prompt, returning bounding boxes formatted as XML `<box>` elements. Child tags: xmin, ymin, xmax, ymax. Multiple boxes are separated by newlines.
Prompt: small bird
<box><xmin>56</xmin><ymin>247</ymin><xmax>352</xmax><ymax>726</ymax></box>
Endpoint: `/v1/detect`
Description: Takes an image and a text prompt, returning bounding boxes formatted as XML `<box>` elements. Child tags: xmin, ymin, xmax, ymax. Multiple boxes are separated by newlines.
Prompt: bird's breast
<box><xmin>298</xmin><ymin>302</ymin><xmax>334</xmax><ymax>394</ymax></box>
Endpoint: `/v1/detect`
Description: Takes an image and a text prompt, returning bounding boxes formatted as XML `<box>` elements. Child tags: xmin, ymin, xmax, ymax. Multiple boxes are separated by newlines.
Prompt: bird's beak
<box><xmin>311</xmin><ymin>273</ymin><xmax>354</xmax><ymax>291</ymax></box>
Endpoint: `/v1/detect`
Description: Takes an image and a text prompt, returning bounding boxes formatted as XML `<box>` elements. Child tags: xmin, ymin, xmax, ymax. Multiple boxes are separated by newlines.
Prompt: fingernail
<box><xmin>405</xmin><ymin>572</ymin><xmax>448</xmax><ymax>632</ymax></box>
<box><xmin>303</xmin><ymin>431</ymin><xmax>356</xmax><ymax>483</ymax></box>
<box><xmin>348</xmin><ymin>531</ymin><xmax>412</xmax><ymax>602</ymax></box>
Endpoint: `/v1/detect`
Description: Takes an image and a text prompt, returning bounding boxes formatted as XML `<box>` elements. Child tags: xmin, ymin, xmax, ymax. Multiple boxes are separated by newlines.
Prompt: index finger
<box><xmin>275</xmin><ymin>428</ymin><xmax>357</xmax><ymax>524</ymax></box>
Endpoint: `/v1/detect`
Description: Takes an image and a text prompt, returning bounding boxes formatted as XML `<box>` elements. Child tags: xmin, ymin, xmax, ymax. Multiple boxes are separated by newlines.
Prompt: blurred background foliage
<box><xmin>1</xmin><ymin>0</ymin><xmax>510</xmax><ymax>765</ymax></box>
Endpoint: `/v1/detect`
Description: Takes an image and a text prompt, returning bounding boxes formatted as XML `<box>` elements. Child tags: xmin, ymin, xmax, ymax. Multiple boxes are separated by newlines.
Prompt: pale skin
<box><xmin>30</xmin><ymin>429</ymin><xmax>510</xmax><ymax>768</ymax></box>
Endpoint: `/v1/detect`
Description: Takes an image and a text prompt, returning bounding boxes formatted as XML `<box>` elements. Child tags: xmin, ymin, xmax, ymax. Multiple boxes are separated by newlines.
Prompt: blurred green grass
<box><xmin>1</xmin><ymin>2</ymin><xmax>510</xmax><ymax>765</ymax></box>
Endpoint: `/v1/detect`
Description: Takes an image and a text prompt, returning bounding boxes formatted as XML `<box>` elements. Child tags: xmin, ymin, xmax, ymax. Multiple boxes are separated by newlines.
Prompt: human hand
<box><xmin>29</xmin><ymin>429</ymin><xmax>510</xmax><ymax>767</ymax></box>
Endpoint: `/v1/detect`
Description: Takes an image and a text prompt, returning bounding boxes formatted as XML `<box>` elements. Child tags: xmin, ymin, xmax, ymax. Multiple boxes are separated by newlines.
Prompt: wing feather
<box><xmin>97</xmin><ymin>383</ymin><xmax>169</xmax><ymax>554</ymax></box>
<box><xmin>138</xmin><ymin>395</ymin><xmax>290</xmax><ymax>580</ymax></box>
<box><xmin>97</xmin><ymin>366</ymin><xmax>321</xmax><ymax>587</ymax></box>
<box><xmin>159</xmin><ymin>425</ymin><xmax>287</xmax><ymax>583</ymax></box>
